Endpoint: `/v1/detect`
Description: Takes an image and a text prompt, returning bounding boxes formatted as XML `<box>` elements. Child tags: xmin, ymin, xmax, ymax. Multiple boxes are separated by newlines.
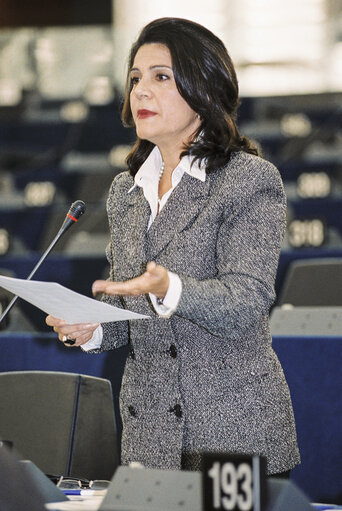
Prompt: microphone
<box><xmin>0</xmin><ymin>200</ymin><xmax>86</xmax><ymax>325</ymax></box>
<box><xmin>59</xmin><ymin>200</ymin><xmax>86</xmax><ymax>236</ymax></box>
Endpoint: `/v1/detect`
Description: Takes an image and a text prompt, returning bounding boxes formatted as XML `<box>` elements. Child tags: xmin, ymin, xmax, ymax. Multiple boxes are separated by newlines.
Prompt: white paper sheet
<box><xmin>0</xmin><ymin>275</ymin><xmax>150</xmax><ymax>323</ymax></box>
<box><xmin>46</xmin><ymin>495</ymin><xmax>104</xmax><ymax>510</ymax></box>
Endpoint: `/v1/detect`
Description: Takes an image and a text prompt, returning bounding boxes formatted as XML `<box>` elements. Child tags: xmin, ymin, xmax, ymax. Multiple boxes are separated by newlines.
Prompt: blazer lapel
<box><xmin>146</xmin><ymin>173</ymin><xmax>211</xmax><ymax>261</ymax></box>
<box><xmin>119</xmin><ymin>186</ymin><xmax>151</xmax><ymax>277</ymax></box>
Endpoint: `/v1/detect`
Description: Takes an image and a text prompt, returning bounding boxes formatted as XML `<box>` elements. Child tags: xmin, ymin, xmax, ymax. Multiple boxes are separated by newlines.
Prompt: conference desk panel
<box><xmin>0</xmin><ymin>255</ymin><xmax>110</xmax><ymax>331</ymax></box>
<box><xmin>0</xmin><ymin>332</ymin><xmax>340</xmax><ymax>504</ymax></box>
<box><xmin>2</xmin><ymin>248</ymin><xmax>342</xmax><ymax>322</ymax></box>
<box><xmin>272</xmin><ymin>336</ymin><xmax>342</xmax><ymax>504</ymax></box>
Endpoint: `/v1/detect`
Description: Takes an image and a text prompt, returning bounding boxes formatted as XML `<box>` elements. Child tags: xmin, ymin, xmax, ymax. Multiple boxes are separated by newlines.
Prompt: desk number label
<box><xmin>208</xmin><ymin>461</ymin><xmax>252</xmax><ymax>510</ymax></box>
<box><xmin>202</xmin><ymin>454</ymin><xmax>265</xmax><ymax>511</ymax></box>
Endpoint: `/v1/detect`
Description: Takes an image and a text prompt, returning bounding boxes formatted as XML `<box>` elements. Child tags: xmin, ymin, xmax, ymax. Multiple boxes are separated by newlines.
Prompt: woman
<box><xmin>47</xmin><ymin>17</ymin><xmax>300</xmax><ymax>476</ymax></box>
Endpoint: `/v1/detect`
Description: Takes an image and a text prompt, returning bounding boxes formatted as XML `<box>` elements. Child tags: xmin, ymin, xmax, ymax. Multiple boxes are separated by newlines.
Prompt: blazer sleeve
<box><xmin>86</xmin><ymin>177</ymin><xmax>130</xmax><ymax>353</ymax></box>
<box><xmin>175</xmin><ymin>158</ymin><xmax>286</xmax><ymax>338</ymax></box>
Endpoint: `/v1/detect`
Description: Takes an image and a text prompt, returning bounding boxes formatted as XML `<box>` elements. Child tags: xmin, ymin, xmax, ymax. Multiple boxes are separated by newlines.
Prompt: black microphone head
<box><xmin>59</xmin><ymin>200</ymin><xmax>86</xmax><ymax>235</ymax></box>
<box><xmin>68</xmin><ymin>200</ymin><xmax>86</xmax><ymax>220</ymax></box>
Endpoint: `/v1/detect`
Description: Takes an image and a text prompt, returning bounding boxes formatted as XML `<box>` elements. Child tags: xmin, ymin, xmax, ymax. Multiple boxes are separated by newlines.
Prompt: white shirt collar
<box><xmin>128</xmin><ymin>146</ymin><xmax>206</xmax><ymax>194</ymax></box>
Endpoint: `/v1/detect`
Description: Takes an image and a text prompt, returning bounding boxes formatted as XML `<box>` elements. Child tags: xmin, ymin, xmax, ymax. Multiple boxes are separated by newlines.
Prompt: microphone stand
<box><xmin>0</xmin><ymin>200</ymin><xmax>85</xmax><ymax>325</ymax></box>
<box><xmin>0</xmin><ymin>230</ymin><xmax>65</xmax><ymax>323</ymax></box>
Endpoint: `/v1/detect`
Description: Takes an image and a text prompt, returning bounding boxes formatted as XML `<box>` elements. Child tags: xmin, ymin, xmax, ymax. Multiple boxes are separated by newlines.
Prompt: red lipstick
<box><xmin>137</xmin><ymin>109</ymin><xmax>157</xmax><ymax>119</ymax></box>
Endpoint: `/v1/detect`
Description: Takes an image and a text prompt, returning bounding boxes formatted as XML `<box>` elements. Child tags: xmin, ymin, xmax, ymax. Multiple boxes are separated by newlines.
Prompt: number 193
<box><xmin>208</xmin><ymin>461</ymin><xmax>253</xmax><ymax>511</ymax></box>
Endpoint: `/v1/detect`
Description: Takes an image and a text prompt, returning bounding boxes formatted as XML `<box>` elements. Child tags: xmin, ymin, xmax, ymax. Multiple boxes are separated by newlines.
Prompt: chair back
<box><xmin>279</xmin><ymin>257</ymin><xmax>342</xmax><ymax>306</ymax></box>
<box><xmin>0</xmin><ymin>370</ymin><xmax>119</xmax><ymax>480</ymax></box>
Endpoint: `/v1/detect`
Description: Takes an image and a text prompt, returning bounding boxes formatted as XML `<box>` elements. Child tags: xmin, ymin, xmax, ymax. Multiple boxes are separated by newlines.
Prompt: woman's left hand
<box><xmin>92</xmin><ymin>261</ymin><xmax>169</xmax><ymax>299</ymax></box>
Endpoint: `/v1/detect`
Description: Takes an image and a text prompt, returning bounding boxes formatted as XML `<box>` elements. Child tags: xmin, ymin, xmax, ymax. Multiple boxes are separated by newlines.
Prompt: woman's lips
<box><xmin>137</xmin><ymin>109</ymin><xmax>157</xmax><ymax>119</ymax></box>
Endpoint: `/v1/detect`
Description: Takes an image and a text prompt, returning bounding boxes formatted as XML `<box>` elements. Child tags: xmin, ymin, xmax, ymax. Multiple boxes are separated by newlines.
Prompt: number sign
<box><xmin>202</xmin><ymin>453</ymin><xmax>266</xmax><ymax>511</ymax></box>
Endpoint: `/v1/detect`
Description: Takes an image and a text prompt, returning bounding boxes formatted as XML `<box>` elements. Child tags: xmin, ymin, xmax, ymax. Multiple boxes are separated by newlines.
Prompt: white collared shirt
<box><xmin>130</xmin><ymin>145</ymin><xmax>206</xmax><ymax>226</ymax></box>
<box><xmin>82</xmin><ymin>146</ymin><xmax>206</xmax><ymax>351</ymax></box>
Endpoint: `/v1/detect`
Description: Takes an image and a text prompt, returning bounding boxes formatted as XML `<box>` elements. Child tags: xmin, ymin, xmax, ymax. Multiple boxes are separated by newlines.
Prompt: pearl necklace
<box><xmin>159</xmin><ymin>160</ymin><xmax>165</xmax><ymax>181</ymax></box>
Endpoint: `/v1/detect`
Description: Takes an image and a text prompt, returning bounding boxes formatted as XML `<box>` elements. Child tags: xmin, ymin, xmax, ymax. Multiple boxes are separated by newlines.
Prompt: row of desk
<box><xmin>1</xmin><ymin>247</ymin><xmax>342</xmax><ymax>330</ymax></box>
<box><xmin>0</xmin><ymin>331</ymin><xmax>341</xmax><ymax>504</ymax></box>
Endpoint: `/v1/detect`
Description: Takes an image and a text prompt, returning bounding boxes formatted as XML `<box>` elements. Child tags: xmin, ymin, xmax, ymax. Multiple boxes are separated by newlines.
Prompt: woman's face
<box><xmin>129</xmin><ymin>43</ymin><xmax>201</xmax><ymax>151</ymax></box>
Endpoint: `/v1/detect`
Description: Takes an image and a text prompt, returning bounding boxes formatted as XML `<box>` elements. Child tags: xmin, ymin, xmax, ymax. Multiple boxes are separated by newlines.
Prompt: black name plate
<box><xmin>202</xmin><ymin>453</ymin><xmax>266</xmax><ymax>511</ymax></box>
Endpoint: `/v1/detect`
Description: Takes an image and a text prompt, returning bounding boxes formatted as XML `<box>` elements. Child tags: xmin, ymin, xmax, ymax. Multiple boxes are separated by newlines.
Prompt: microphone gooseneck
<box><xmin>0</xmin><ymin>200</ymin><xmax>86</xmax><ymax>324</ymax></box>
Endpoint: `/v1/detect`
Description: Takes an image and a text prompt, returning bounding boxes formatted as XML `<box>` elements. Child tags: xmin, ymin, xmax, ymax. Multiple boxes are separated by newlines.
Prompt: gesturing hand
<box><xmin>92</xmin><ymin>261</ymin><xmax>169</xmax><ymax>300</ymax></box>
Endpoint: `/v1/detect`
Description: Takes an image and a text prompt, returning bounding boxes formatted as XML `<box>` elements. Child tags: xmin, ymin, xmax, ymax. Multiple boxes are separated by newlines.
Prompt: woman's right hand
<box><xmin>45</xmin><ymin>315</ymin><xmax>99</xmax><ymax>347</ymax></box>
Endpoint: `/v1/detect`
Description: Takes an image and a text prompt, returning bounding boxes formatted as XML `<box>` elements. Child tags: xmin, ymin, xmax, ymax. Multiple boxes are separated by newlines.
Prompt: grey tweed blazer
<box><xmin>95</xmin><ymin>150</ymin><xmax>300</xmax><ymax>475</ymax></box>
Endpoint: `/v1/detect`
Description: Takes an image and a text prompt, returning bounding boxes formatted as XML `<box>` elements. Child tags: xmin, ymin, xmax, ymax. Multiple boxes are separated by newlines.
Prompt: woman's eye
<box><xmin>130</xmin><ymin>76</ymin><xmax>140</xmax><ymax>86</ymax></box>
<box><xmin>156</xmin><ymin>73</ymin><xmax>169</xmax><ymax>81</ymax></box>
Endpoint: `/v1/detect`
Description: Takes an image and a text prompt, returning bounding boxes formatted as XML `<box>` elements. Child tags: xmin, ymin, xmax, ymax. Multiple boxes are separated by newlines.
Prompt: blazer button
<box><xmin>169</xmin><ymin>344</ymin><xmax>177</xmax><ymax>358</ymax></box>
<box><xmin>129</xmin><ymin>348</ymin><xmax>135</xmax><ymax>360</ymax></box>
<box><xmin>128</xmin><ymin>406</ymin><xmax>137</xmax><ymax>417</ymax></box>
<box><xmin>169</xmin><ymin>404</ymin><xmax>182</xmax><ymax>418</ymax></box>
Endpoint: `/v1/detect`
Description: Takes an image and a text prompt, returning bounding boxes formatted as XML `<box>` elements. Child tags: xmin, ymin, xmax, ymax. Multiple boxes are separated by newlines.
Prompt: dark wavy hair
<box><xmin>122</xmin><ymin>17</ymin><xmax>259</xmax><ymax>176</ymax></box>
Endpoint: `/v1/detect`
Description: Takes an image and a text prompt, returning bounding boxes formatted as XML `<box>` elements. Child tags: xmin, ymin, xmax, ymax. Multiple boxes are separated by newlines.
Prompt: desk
<box><xmin>0</xmin><ymin>333</ymin><xmax>341</xmax><ymax>504</ymax></box>
<box><xmin>273</xmin><ymin>336</ymin><xmax>342</xmax><ymax>504</ymax></box>
<box><xmin>2</xmin><ymin>248</ymin><xmax>342</xmax><ymax>316</ymax></box>
<box><xmin>0</xmin><ymin>255</ymin><xmax>110</xmax><ymax>331</ymax></box>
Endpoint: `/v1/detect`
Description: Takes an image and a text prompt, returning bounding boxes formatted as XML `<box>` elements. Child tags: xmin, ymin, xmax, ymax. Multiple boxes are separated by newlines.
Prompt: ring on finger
<box><xmin>62</xmin><ymin>335</ymin><xmax>76</xmax><ymax>346</ymax></box>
